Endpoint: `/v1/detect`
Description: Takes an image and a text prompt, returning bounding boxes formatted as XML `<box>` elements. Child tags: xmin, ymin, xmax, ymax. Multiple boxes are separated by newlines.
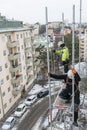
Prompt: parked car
<box><xmin>14</xmin><ymin>103</ymin><xmax>26</xmax><ymax>118</ymax></box>
<box><xmin>1</xmin><ymin>116</ymin><xmax>16</xmax><ymax>130</ymax></box>
<box><xmin>37</xmin><ymin>90</ymin><xmax>49</xmax><ymax>98</ymax></box>
<box><xmin>24</xmin><ymin>95</ymin><xmax>37</xmax><ymax>106</ymax></box>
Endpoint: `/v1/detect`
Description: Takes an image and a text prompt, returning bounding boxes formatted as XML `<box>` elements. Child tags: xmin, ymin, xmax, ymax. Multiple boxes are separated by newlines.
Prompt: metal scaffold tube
<box><xmin>79</xmin><ymin>0</ymin><xmax>82</xmax><ymax>74</ymax></box>
<box><xmin>71</xmin><ymin>5</ymin><xmax>75</xmax><ymax>130</ymax></box>
<box><xmin>62</xmin><ymin>13</ymin><xmax>64</xmax><ymax>43</ymax></box>
<box><xmin>45</xmin><ymin>7</ymin><xmax>52</xmax><ymax>130</ymax></box>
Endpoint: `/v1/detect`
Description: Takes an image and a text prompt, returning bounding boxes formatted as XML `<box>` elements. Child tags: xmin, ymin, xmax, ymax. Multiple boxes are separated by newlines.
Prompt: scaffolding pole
<box><xmin>79</xmin><ymin>0</ymin><xmax>82</xmax><ymax>73</ymax></box>
<box><xmin>71</xmin><ymin>5</ymin><xmax>75</xmax><ymax>130</ymax></box>
<box><xmin>45</xmin><ymin>7</ymin><xmax>52</xmax><ymax>130</ymax></box>
<box><xmin>62</xmin><ymin>13</ymin><xmax>64</xmax><ymax>43</ymax></box>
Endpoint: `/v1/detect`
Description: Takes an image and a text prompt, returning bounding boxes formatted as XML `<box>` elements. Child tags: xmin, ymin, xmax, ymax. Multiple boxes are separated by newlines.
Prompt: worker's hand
<box><xmin>45</xmin><ymin>72</ymin><xmax>49</xmax><ymax>77</ymax></box>
<box><xmin>72</xmin><ymin>68</ymin><xmax>77</xmax><ymax>74</ymax></box>
<box><xmin>45</xmin><ymin>72</ymin><xmax>51</xmax><ymax>77</ymax></box>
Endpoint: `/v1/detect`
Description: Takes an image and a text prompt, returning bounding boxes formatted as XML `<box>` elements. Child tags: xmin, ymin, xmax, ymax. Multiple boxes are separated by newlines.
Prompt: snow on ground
<box><xmin>31</xmin><ymin>62</ymin><xmax>87</xmax><ymax>130</ymax></box>
<box><xmin>2</xmin><ymin>62</ymin><xmax>87</xmax><ymax>130</ymax></box>
<box><xmin>74</xmin><ymin>62</ymin><xmax>87</xmax><ymax>78</ymax></box>
<box><xmin>31</xmin><ymin>117</ymin><xmax>45</xmax><ymax>130</ymax></box>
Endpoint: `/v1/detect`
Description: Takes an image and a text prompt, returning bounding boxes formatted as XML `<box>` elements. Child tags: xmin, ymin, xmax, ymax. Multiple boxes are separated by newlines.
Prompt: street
<box><xmin>17</xmin><ymin>96</ymin><xmax>55</xmax><ymax>130</ymax></box>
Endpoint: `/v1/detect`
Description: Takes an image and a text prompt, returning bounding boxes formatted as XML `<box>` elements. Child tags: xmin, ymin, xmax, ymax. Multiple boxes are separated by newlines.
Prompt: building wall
<box><xmin>80</xmin><ymin>28</ymin><xmax>87</xmax><ymax>61</ymax></box>
<box><xmin>84</xmin><ymin>29</ymin><xmax>87</xmax><ymax>61</ymax></box>
<box><xmin>0</xmin><ymin>27</ymin><xmax>40</xmax><ymax>119</ymax></box>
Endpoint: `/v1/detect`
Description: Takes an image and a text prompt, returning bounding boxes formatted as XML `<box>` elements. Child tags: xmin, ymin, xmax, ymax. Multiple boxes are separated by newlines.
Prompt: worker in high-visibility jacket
<box><xmin>55</xmin><ymin>41</ymin><xmax>69</xmax><ymax>73</ymax></box>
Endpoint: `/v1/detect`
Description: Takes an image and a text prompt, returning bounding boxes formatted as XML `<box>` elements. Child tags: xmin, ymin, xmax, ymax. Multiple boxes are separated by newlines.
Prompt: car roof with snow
<box><xmin>17</xmin><ymin>103</ymin><xmax>25</xmax><ymax>108</ymax></box>
<box><xmin>27</xmin><ymin>95</ymin><xmax>36</xmax><ymax>99</ymax></box>
<box><xmin>6</xmin><ymin>116</ymin><xmax>15</xmax><ymax>122</ymax></box>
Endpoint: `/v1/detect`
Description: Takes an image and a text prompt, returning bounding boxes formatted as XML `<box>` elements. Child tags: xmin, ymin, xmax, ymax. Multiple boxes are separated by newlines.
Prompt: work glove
<box><xmin>72</xmin><ymin>68</ymin><xmax>77</xmax><ymax>74</ymax></box>
<box><xmin>72</xmin><ymin>68</ymin><xmax>81</xmax><ymax>81</ymax></box>
<box><xmin>45</xmin><ymin>72</ymin><xmax>51</xmax><ymax>77</ymax></box>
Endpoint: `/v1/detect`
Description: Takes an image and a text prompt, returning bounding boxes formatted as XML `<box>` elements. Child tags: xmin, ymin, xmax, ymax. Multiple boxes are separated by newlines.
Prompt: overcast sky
<box><xmin>0</xmin><ymin>0</ymin><xmax>87</xmax><ymax>24</ymax></box>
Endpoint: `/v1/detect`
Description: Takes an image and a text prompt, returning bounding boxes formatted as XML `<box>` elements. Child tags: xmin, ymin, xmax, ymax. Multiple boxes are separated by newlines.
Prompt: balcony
<box><xmin>34</xmin><ymin>67</ymin><xmax>40</xmax><ymax>74</ymax></box>
<box><xmin>33</xmin><ymin>44</ymin><xmax>40</xmax><ymax>49</ymax></box>
<box><xmin>27</xmin><ymin>66</ymin><xmax>33</xmax><ymax>73</ymax></box>
<box><xmin>10</xmin><ymin>64</ymin><xmax>21</xmax><ymax>72</ymax></box>
<box><xmin>11</xmin><ymin>75</ymin><xmax>22</xmax><ymax>84</ymax></box>
<box><xmin>34</xmin><ymin>60</ymin><xmax>40</xmax><ymax>66</ymax></box>
<box><xmin>28</xmin><ymin>75</ymin><xmax>34</xmax><ymax>82</ymax></box>
<box><xmin>12</xmin><ymin>86</ymin><xmax>24</xmax><ymax>96</ymax></box>
<box><xmin>24</xmin><ymin>38</ymin><xmax>31</xmax><ymax>43</ymax></box>
<box><xmin>25</xmin><ymin>47</ymin><xmax>32</xmax><ymax>53</ymax></box>
<box><xmin>7</xmin><ymin>41</ymin><xmax>19</xmax><ymax>48</ymax></box>
<box><xmin>8</xmin><ymin>53</ymin><xmax>20</xmax><ymax>61</ymax></box>
<box><xmin>26</xmin><ymin>57</ymin><xmax>32</xmax><ymax>64</ymax></box>
<box><xmin>33</xmin><ymin>52</ymin><xmax>39</xmax><ymax>57</ymax></box>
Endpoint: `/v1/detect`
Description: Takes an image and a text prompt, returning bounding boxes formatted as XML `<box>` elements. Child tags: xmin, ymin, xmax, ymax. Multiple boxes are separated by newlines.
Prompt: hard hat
<box><xmin>67</xmin><ymin>70</ymin><xmax>73</xmax><ymax>79</ymax></box>
<box><xmin>58</xmin><ymin>41</ymin><xmax>63</xmax><ymax>47</ymax></box>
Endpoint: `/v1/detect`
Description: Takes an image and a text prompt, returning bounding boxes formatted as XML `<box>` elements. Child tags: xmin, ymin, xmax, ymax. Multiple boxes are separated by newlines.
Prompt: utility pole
<box><xmin>45</xmin><ymin>7</ymin><xmax>52</xmax><ymax>130</ymax></box>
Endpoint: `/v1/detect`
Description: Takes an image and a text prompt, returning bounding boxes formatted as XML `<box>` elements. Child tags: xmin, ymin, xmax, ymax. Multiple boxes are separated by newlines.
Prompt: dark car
<box><xmin>37</xmin><ymin>90</ymin><xmax>49</xmax><ymax>98</ymax></box>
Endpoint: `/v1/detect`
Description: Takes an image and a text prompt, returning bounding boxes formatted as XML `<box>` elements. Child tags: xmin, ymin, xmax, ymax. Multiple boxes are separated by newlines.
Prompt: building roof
<box><xmin>0</xmin><ymin>27</ymin><xmax>33</xmax><ymax>33</ymax></box>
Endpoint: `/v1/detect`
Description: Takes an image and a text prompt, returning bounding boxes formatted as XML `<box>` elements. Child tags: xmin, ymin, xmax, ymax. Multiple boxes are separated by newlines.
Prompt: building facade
<box><xmin>80</xmin><ymin>28</ymin><xmax>87</xmax><ymax>61</ymax></box>
<box><xmin>0</xmin><ymin>25</ymin><xmax>40</xmax><ymax>119</ymax></box>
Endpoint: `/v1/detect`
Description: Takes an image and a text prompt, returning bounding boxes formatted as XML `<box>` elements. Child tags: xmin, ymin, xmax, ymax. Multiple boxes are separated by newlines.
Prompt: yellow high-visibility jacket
<box><xmin>55</xmin><ymin>46</ymin><xmax>69</xmax><ymax>61</ymax></box>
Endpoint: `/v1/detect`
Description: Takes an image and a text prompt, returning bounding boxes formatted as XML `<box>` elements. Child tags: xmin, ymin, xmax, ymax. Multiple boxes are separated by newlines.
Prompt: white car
<box><xmin>1</xmin><ymin>116</ymin><xmax>16</xmax><ymax>130</ymax></box>
<box><xmin>14</xmin><ymin>103</ymin><xmax>26</xmax><ymax>118</ymax></box>
<box><xmin>24</xmin><ymin>95</ymin><xmax>37</xmax><ymax>106</ymax></box>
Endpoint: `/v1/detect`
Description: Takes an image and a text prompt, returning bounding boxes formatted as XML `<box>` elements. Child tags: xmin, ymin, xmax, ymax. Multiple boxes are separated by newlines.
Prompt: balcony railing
<box><xmin>12</xmin><ymin>86</ymin><xmax>24</xmax><ymax>96</ymax></box>
<box><xmin>34</xmin><ymin>60</ymin><xmax>40</xmax><ymax>66</ymax></box>
<box><xmin>25</xmin><ymin>47</ymin><xmax>32</xmax><ymax>53</ymax></box>
<box><xmin>10</xmin><ymin>64</ymin><xmax>21</xmax><ymax>72</ymax></box>
<box><xmin>24</xmin><ymin>38</ymin><xmax>31</xmax><ymax>43</ymax></box>
<box><xmin>33</xmin><ymin>52</ymin><xmax>39</xmax><ymax>57</ymax></box>
<box><xmin>7</xmin><ymin>41</ymin><xmax>19</xmax><ymax>48</ymax></box>
<box><xmin>11</xmin><ymin>75</ymin><xmax>22</xmax><ymax>84</ymax></box>
<box><xmin>27</xmin><ymin>66</ymin><xmax>33</xmax><ymax>72</ymax></box>
<box><xmin>8</xmin><ymin>53</ymin><xmax>20</xmax><ymax>61</ymax></box>
<box><xmin>26</xmin><ymin>57</ymin><xmax>32</xmax><ymax>64</ymax></box>
<box><xmin>28</xmin><ymin>75</ymin><xmax>34</xmax><ymax>82</ymax></box>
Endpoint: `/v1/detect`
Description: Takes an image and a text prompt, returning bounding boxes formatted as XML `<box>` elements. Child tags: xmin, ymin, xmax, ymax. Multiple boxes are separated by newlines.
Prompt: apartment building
<box><xmin>0</xmin><ymin>15</ymin><xmax>40</xmax><ymax>119</ymax></box>
<box><xmin>80</xmin><ymin>28</ymin><xmax>87</xmax><ymax>61</ymax></box>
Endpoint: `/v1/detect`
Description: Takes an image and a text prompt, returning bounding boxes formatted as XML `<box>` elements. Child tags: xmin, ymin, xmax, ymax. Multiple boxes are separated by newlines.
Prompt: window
<box><xmin>9</xmin><ymin>98</ymin><xmax>12</xmax><ymax>103</ymax></box>
<box><xmin>18</xmin><ymin>47</ymin><xmax>20</xmax><ymax>51</ymax></box>
<box><xmin>4</xmin><ymin>103</ymin><xmax>7</xmax><ymax>109</ymax></box>
<box><xmin>8</xmin><ymin>87</ymin><xmax>10</xmax><ymax>92</ymax></box>
<box><xmin>2</xmin><ymin>92</ymin><xmax>5</xmax><ymax>97</ymax></box>
<box><xmin>3</xmin><ymin>50</ymin><xmax>6</xmax><ymax>56</ymax></box>
<box><xmin>0</xmin><ymin>66</ymin><xmax>2</xmax><ymax>72</ymax></box>
<box><xmin>1</xmin><ymin>79</ymin><xmax>4</xmax><ymax>85</ymax></box>
<box><xmin>26</xmin><ymin>32</ymin><xmax>28</xmax><ymax>37</ymax></box>
<box><xmin>5</xmin><ymin>63</ymin><xmax>8</xmax><ymax>68</ymax></box>
<box><xmin>7</xmin><ymin>35</ymin><xmax>11</xmax><ymax>42</ymax></box>
<box><xmin>20</xmin><ymin>34</ymin><xmax>22</xmax><ymax>38</ymax></box>
<box><xmin>21</xmin><ymin>45</ymin><xmax>23</xmax><ymax>49</ymax></box>
<box><xmin>23</xmin><ymin>66</ymin><xmax>25</xmax><ymax>70</ymax></box>
<box><xmin>16</xmin><ymin>34</ymin><xmax>19</xmax><ymax>40</ymax></box>
<box><xmin>0</xmin><ymin>109</ymin><xmax>1</xmax><ymax>114</ymax></box>
<box><xmin>6</xmin><ymin>75</ymin><xmax>9</xmax><ymax>80</ymax></box>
